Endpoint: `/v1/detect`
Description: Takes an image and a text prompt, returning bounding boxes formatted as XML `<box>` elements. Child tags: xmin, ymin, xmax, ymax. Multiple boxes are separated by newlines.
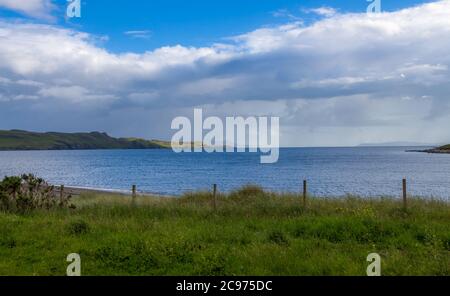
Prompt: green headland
<box><xmin>0</xmin><ymin>130</ymin><xmax>171</xmax><ymax>151</ymax></box>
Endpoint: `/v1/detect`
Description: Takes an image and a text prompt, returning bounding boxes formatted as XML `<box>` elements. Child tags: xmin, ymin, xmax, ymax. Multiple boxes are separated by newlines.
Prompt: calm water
<box><xmin>0</xmin><ymin>147</ymin><xmax>449</xmax><ymax>199</ymax></box>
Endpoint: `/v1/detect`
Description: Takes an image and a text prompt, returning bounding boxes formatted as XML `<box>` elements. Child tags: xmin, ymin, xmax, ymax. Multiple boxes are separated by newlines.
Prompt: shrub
<box><xmin>0</xmin><ymin>174</ymin><xmax>74</xmax><ymax>213</ymax></box>
<box><xmin>443</xmin><ymin>237</ymin><xmax>450</xmax><ymax>251</ymax></box>
<box><xmin>67</xmin><ymin>219</ymin><xmax>90</xmax><ymax>235</ymax></box>
<box><xmin>228</xmin><ymin>185</ymin><xmax>267</xmax><ymax>203</ymax></box>
<box><xmin>234</xmin><ymin>185</ymin><xmax>265</xmax><ymax>197</ymax></box>
<box><xmin>267</xmin><ymin>230</ymin><xmax>289</xmax><ymax>245</ymax></box>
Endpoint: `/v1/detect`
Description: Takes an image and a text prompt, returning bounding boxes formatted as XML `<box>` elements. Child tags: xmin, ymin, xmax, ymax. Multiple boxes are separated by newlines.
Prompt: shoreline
<box><xmin>54</xmin><ymin>185</ymin><xmax>175</xmax><ymax>198</ymax></box>
<box><xmin>56</xmin><ymin>184</ymin><xmax>450</xmax><ymax>202</ymax></box>
<box><xmin>406</xmin><ymin>148</ymin><xmax>450</xmax><ymax>154</ymax></box>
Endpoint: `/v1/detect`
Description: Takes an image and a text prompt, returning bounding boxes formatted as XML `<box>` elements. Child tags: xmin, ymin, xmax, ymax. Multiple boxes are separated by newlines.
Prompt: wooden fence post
<box><xmin>212</xmin><ymin>184</ymin><xmax>217</xmax><ymax>211</ymax></box>
<box><xmin>402</xmin><ymin>178</ymin><xmax>407</xmax><ymax>210</ymax></box>
<box><xmin>60</xmin><ymin>185</ymin><xmax>64</xmax><ymax>201</ymax></box>
<box><xmin>303</xmin><ymin>180</ymin><xmax>307</xmax><ymax>206</ymax></box>
<box><xmin>131</xmin><ymin>185</ymin><xmax>136</xmax><ymax>199</ymax></box>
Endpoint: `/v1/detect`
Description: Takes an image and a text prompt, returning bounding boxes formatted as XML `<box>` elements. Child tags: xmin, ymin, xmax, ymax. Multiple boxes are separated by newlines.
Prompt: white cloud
<box><xmin>0</xmin><ymin>0</ymin><xmax>55</xmax><ymax>21</ymax></box>
<box><xmin>272</xmin><ymin>9</ymin><xmax>302</xmax><ymax>21</ymax></box>
<box><xmin>124</xmin><ymin>30</ymin><xmax>152</xmax><ymax>39</ymax></box>
<box><xmin>305</xmin><ymin>6</ymin><xmax>337</xmax><ymax>17</ymax></box>
<box><xmin>0</xmin><ymin>1</ymin><xmax>450</xmax><ymax>145</ymax></box>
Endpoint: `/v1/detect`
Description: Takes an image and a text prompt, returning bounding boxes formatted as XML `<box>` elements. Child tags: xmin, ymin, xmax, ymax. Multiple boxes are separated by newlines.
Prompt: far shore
<box><xmin>406</xmin><ymin>148</ymin><xmax>450</xmax><ymax>154</ymax></box>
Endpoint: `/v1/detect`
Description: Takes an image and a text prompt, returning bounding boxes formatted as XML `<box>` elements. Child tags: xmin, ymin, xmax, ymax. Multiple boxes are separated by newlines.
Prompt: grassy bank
<box><xmin>0</xmin><ymin>186</ymin><xmax>449</xmax><ymax>276</ymax></box>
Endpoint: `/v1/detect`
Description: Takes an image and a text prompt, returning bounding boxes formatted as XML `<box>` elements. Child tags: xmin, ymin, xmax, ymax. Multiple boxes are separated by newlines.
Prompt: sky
<box><xmin>0</xmin><ymin>0</ymin><xmax>449</xmax><ymax>147</ymax></box>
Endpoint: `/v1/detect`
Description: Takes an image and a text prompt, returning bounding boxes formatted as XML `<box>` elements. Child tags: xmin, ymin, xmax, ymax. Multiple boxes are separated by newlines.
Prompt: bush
<box><xmin>267</xmin><ymin>230</ymin><xmax>289</xmax><ymax>245</ymax></box>
<box><xmin>67</xmin><ymin>219</ymin><xmax>90</xmax><ymax>235</ymax></box>
<box><xmin>234</xmin><ymin>185</ymin><xmax>265</xmax><ymax>197</ymax></box>
<box><xmin>228</xmin><ymin>185</ymin><xmax>267</xmax><ymax>202</ymax></box>
<box><xmin>0</xmin><ymin>174</ymin><xmax>74</xmax><ymax>213</ymax></box>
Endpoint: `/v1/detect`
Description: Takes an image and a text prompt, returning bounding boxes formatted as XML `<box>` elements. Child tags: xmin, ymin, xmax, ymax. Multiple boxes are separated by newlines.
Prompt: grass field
<box><xmin>0</xmin><ymin>186</ymin><xmax>449</xmax><ymax>276</ymax></box>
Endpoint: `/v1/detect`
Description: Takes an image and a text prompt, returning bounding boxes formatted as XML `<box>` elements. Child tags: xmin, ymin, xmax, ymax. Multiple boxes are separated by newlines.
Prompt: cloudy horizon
<box><xmin>0</xmin><ymin>0</ymin><xmax>449</xmax><ymax>147</ymax></box>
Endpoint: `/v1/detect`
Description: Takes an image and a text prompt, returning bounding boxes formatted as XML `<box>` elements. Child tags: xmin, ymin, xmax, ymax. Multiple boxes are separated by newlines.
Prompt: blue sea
<box><xmin>0</xmin><ymin>147</ymin><xmax>449</xmax><ymax>199</ymax></box>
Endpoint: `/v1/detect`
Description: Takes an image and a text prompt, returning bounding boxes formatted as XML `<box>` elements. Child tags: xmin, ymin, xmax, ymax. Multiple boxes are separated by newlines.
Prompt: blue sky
<box><xmin>0</xmin><ymin>0</ymin><xmax>449</xmax><ymax>146</ymax></box>
<box><xmin>0</xmin><ymin>0</ymin><xmax>435</xmax><ymax>52</ymax></box>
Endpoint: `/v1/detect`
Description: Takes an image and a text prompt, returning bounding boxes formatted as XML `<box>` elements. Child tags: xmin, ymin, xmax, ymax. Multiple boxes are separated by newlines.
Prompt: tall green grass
<box><xmin>0</xmin><ymin>186</ymin><xmax>448</xmax><ymax>275</ymax></box>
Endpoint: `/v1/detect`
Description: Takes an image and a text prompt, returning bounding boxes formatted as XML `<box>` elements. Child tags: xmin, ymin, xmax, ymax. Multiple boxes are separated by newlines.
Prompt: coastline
<box><xmin>406</xmin><ymin>148</ymin><xmax>450</xmax><ymax>154</ymax></box>
<box><xmin>55</xmin><ymin>185</ymin><xmax>174</xmax><ymax>198</ymax></box>
<box><xmin>2</xmin><ymin>146</ymin><xmax>450</xmax><ymax>198</ymax></box>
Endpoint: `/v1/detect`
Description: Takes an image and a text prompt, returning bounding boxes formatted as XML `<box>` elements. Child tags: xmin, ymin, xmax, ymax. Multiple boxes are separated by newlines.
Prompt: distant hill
<box><xmin>421</xmin><ymin>144</ymin><xmax>450</xmax><ymax>154</ymax></box>
<box><xmin>358</xmin><ymin>141</ymin><xmax>437</xmax><ymax>147</ymax></box>
<box><xmin>0</xmin><ymin>130</ymin><xmax>171</xmax><ymax>151</ymax></box>
<box><xmin>406</xmin><ymin>144</ymin><xmax>450</xmax><ymax>154</ymax></box>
